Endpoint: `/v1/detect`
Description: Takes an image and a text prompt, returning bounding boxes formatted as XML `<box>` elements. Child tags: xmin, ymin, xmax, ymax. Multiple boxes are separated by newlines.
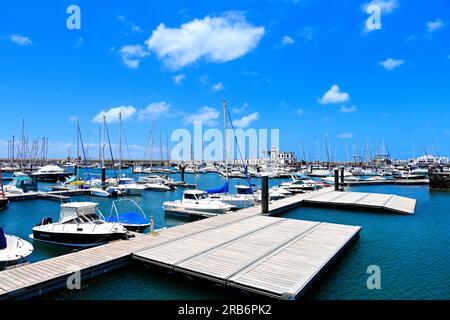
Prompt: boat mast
<box><xmin>223</xmin><ymin>100</ymin><xmax>228</xmax><ymax>180</ymax></box>
<box><xmin>76</xmin><ymin>120</ymin><xmax>80</xmax><ymax>163</ymax></box>
<box><xmin>102</xmin><ymin>116</ymin><xmax>106</xmax><ymax>168</ymax></box>
<box><xmin>119</xmin><ymin>112</ymin><xmax>122</xmax><ymax>176</ymax></box>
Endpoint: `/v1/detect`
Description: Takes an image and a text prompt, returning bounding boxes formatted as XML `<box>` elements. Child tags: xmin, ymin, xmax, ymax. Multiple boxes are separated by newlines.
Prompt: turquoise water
<box><xmin>1</xmin><ymin>170</ymin><xmax>449</xmax><ymax>300</ymax></box>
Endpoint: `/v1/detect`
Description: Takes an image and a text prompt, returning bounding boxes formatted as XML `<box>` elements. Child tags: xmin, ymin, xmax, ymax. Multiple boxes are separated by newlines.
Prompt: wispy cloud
<box><xmin>426</xmin><ymin>19</ymin><xmax>444</xmax><ymax>33</ymax></box>
<box><xmin>183</xmin><ymin>107</ymin><xmax>220</xmax><ymax>126</ymax></box>
<box><xmin>117</xmin><ymin>15</ymin><xmax>142</xmax><ymax>33</ymax></box>
<box><xmin>93</xmin><ymin>106</ymin><xmax>137</xmax><ymax>123</ymax></box>
<box><xmin>232</xmin><ymin>102</ymin><xmax>248</xmax><ymax>114</ymax></box>
<box><xmin>173</xmin><ymin>73</ymin><xmax>186</xmax><ymax>85</ymax></box>
<box><xmin>340</xmin><ymin>105</ymin><xmax>357</xmax><ymax>113</ymax></box>
<box><xmin>233</xmin><ymin>112</ymin><xmax>260</xmax><ymax>128</ymax></box>
<box><xmin>9</xmin><ymin>34</ymin><xmax>33</xmax><ymax>46</ymax></box>
<box><xmin>380</xmin><ymin>58</ymin><xmax>404</xmax><ymax>70</ymax></box>
<box><xmin>281</xmin><ymin>35</ymin><xmax>295</xmax><ymax>46</ymax></box>
<box><xmin>212</xmin><ymin>82</ymin><xmax>224</xmax><ymax>92</ymax></box>
<box><xmin>297</xmin><ymin>109</ymin><xmax>304</xmax><ymax>116</ymax></box>
<box><xmin>319</xmin><ymin>85</ymin><xmax>350</xmax><ymax>104</ymax></box>
<box><xmin>299</xmin><ymin>27</ymin><xmax>315</xmax><ymax>43</ymax></box>
<box><xmin>337</xmin><ymin>132</ymin><xmax>354</xmax><ymax>139</ymax></box>
<box><xmin>119</xmin><ymin>44</ymin><xmax>149</xmax><ymax>69</ymax></box>
<box><xmin>145</xmin><ymin>11</ymin><xmax>265</xmax><ymax>70</ymax></box>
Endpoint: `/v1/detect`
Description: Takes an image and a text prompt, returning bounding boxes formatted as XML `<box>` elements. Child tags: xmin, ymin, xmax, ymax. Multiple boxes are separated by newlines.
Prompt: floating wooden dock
<box><xmin>0</xmin><ymin>191</ymin><xmax>361</xmax><ymax>300</ymax></box>
<box><xmin>345</xmin><ymin>179</ymin><xmax>429</xmax><ymax>186</ymax></box>
<box><xmin>0</xmin><ymin>187</ymin><xmax>417</xmax><ymax>300</ymax></box>
<box><xmin>4</xmin><ymin>189</ymin><xmax>91</xmax><ymax>202</ymax></box>
<box><xmin>302</xmin><ymin>190</ymin><xmax>416</xmax><ymax>214</ymax></box>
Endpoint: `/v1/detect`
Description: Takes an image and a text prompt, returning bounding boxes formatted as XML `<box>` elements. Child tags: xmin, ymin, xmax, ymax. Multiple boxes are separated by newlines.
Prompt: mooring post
<box><xmin>181</xmin><ymin>165</ymin><xmax>185</xmax><ymax>182</ymax></box>
<box><xmin>150</xmin><ymin>216</ymin><xmax>155</xmax><ymax>234</ymax></box>
<box><xmin>74</xmin><ymin>165</ymin><xmax>78</xmax><ymax>177</ymax></box>
<box><xmin>101</xmin><ymin>167</ymin><xmax>106</xmax><ymax>186</ymax></box>
<box><xmin>340</xmin><ymin>167</ymin><xmax>345</xmax><ymax>185</ymax></box>
<box><xmin>334</xmin><ymin>168</ymin><xmax>339</xmax><ymax>191</ymax></box>
<box><xmin>261</xmin><ymin>175</ymin><xmax>269</xmax><ymax>214</ymax></box>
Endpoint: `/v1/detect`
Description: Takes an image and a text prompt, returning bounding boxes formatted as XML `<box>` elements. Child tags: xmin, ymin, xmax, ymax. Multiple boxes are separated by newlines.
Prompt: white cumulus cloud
<box><xmin>145</xmin><ymin>11</ymin><xmax>265</xmax><ymax>70</ymax></box>
<box><xmin>119</xmin><ymin>44</ymin><xmax>149</xmax><ymax>69</ymax></box>
<box><xmin>183</xmin><ymin>107</ymin><xmax>220</xmax><ymax>126</ymax></box>
<box><xmin>380</xmin><ymin>58</ymin><xmax>404</xmax><ymax>70</ymax></box>
<box><xmin>139</xmin><ymin>102</ymin><xmax>172</xmax><ymax>120</ymax></box>
<box><xmin>9</xmin><ymin>34</ymin><xmax>33</xmax><ymax>46</ymax></box>
<box><xmin>93</xmin><ymin>106</ymin><xmax>137</xmax><ymax>123</ymax></box>
<box><xmin>319</xmin><ymin>85</ymin><xmax>350</xmax><ymax>104</ymax></box>
<box><xmin>233</xmin><ymin>112</ymin><xmax>260</xmax><ymax>128</ymax></box>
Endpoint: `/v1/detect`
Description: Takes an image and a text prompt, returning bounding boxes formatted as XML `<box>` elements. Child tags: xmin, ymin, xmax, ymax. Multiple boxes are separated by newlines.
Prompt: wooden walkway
<box><xmin>0</xmin><ymin>187</ymin><xmax>417</xmax><ymax>300</ymax></box>
<box><xmin>0</xmin><ymin>189</ymin><xmax>361</xmax><ymax>300</ymax></box>
<box><xmin>302</xmin><ymin>190</ymin><xmax>416</xmax><ymax>214</ymax></box>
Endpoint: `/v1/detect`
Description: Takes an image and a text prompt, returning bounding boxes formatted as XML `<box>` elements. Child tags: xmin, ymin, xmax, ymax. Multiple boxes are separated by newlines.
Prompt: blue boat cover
<box><xmin>206</xmin><ymin>181</ymin><xmax>229</xmax><ymax>194</ymax></box>
<box><xmin>0</xmin><ymin>227</ymin><xmax>6</xmax><ymax>250</ymax></box>
<box><xmin>106</xmin><ymin>212</ymin><xmax>149</xmax><ymax>225</ymax></box>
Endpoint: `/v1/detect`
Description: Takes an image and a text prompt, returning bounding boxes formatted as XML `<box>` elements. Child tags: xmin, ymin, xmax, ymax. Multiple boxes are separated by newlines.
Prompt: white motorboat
<box><xmin>163</xmin><ymin>190</ymin><xmax>233</xmax><ymax>215</ymax></box>
<box><xmin>31</xmin><ymin>202</ymin><xmax>129</xmax><ymax>247</ymax></box>
<box><xmin>280</xmin><ymin>175</ymin><xmax>318</xmax><ymax>192</ymax></box>
<box><xmin>30</xmin><ymin>165</ymin><xmax>71</xmax><ymax>182</ymax></box>
<box><xmin>209</xmin><ymin>185</ymin><xmax>255</xmax><ymax>210</ymax></box>
<box><xmin>114</xmin><ymin>177</ymin><xmax>145</xmax><ymax>195</ymax></box>
<box><xmin>0</xmin><ymin>228</ymin><xmax>34</xmax><ymax>265</ymax></box>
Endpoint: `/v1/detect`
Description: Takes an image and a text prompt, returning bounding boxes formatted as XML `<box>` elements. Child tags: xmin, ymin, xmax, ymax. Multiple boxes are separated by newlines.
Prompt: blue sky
<box><xmin>0</xmin><ymin>0</ymin><xmax>449</xmax><ymax>160</ymax></box>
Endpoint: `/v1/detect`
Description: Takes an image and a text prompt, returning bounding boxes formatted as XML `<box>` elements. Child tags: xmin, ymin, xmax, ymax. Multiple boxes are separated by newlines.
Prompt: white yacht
<box><xmin>31</xmin><ymin>202</ymin><xmax>129</xmax><ymax>247</ymax></box>
<box><xmin>163</xmin><ymin>190</ymin><xmax>233</xmax><ymax>215</ymax></box>
<box><xmin>0</xmin><ymin>228</ymin><xmax>34</xmax><ymax>265</ymax></box>
<box><xmin>31</xmin><ymin>165</ymin><xmax>71</xmax><ymax>182</ymax></box>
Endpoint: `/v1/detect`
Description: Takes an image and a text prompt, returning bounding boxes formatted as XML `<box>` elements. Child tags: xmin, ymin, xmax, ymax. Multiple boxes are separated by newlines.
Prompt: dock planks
<box><xmin>302</xmin><ymin>190</ymin><xmax>416</xmax><ymax>214</ymax></box>
<box><xmin>0</xmin><ymin>186</ymin><xmax>416</xmax><ymax>300</ymax></box>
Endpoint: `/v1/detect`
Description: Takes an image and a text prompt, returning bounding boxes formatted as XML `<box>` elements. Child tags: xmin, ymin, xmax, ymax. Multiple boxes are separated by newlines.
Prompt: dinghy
<box><xmin>0</xmin><ymin>227</ymin><xmax>34</xmax><ymax>265</ymax></box>
<box><xmin>105</xmin><ymin>199</ymin><xmax>151</xmax><ymax>232</ymax></box>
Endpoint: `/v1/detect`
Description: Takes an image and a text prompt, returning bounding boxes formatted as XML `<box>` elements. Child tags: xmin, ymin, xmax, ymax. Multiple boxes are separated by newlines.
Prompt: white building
<box><xmin>233</xmin><ymin>147</ymin><xmax>297</xmax><ymax>166</ymax></box>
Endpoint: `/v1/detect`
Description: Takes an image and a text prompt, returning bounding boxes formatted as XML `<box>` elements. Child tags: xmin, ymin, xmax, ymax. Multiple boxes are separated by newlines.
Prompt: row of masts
<box><xmin>4</xmin><ymin>119</ymin><xmax>49</xmax><ymax>168</ymax></box>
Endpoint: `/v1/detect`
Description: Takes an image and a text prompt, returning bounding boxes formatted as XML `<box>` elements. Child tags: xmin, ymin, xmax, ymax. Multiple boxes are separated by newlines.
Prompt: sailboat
<box><xmin>205</xmin><ymin>100</ymin><xmax>256</xmax><ymax>210</ymax></box>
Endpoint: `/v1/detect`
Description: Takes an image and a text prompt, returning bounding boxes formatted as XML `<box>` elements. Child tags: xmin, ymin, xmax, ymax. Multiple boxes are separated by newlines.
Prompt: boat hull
<box><xmin>31</xmin><ymin>173</ymin><xmax>72</xmax><ymax>182</ymax></box>
<box><xmin>31</xmin><ymin>230</ymin><xmax>127</xmax><ymax>247</ymax></box>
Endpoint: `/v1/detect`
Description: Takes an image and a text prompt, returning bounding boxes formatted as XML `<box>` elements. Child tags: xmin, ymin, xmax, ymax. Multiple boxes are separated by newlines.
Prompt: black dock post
<box><xmin>101</xmin><ymin>167</ymin><xmax>106</xmax><ymax>186</ymax></box>
<box><xmin>261</xmin><ymin>175</ymin><xmax>269</xmax><ymax>214</ymax></box>
<box><xmin>181</xmin><ymin>166</ymin><xmax>185</xmax><ymax>182</ymax></box>
<box><xmin>340</xmin><ymin>167</ymin><xmax>345</xmax><ymax>185</ymax></box>
<box><xmin>74</xmin><ymin>165</ymin><xmax>78</xmax><ymax>177</ymax></box>
<box><xmin>334</xmin><ymin>168</ymin><xmax>339</xmax><ymax>191</ymax></box>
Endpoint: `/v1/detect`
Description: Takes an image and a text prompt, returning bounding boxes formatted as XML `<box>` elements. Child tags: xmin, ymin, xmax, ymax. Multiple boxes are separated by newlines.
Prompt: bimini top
<box><xmin>60</xmin><ymin>202</ymin><xmax>98</xmax><ymax>223</ymax></box>
<box><xmin>185</xmin><ymin>190</ymin><xmax>208</xmax><ymax>195</ymax></box>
